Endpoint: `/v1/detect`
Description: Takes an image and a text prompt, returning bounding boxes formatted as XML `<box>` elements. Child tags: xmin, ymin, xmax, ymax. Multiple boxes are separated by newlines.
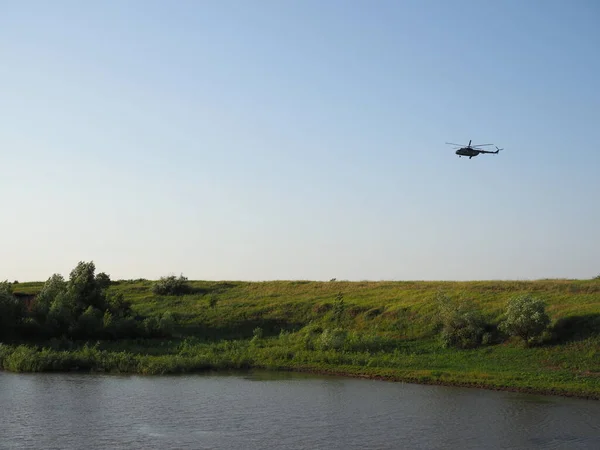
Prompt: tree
<box><xmin>32</xmin><ymin>274</ymin><xmax>67</xmax><ymax>321</ymax></box>
<box><xmin>499</xmin><ymin>294</ymin><xmax>551</xmax><ymax>345</ymax></box>
<box><xmin>96</xmin><ymin>272</ymin><xmax>112</xmax><ymax>291</ymax></box>
<box><xmin>0</xmin><ymin>281</ymin><xmax>25</xmax><ymax>340</ymax></box>
<box><xmin>46</xmin><ymin>290</ymin><xmax>76</xmax><ymax>335</ymax></box>
<box><xmin>29</xmin><ymin>262</ymin><xmax>138</xmax><ymax>339</ymax></box>
<box><xmin>66</xmin><ymin>261</ymin><xmax>106</xmax><ymax>313</ymax></box>
<box><xmin>5</xmin><ymin>261</ymin><xmax>177</xmax><ymax>341</ymax></box>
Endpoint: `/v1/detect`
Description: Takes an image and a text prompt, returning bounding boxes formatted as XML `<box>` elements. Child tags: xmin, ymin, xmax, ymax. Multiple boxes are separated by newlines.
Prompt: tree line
<box><xmin>0</xmin><ymin>261</ymin><xmax>175</xmax><ymax>342</ymax></box>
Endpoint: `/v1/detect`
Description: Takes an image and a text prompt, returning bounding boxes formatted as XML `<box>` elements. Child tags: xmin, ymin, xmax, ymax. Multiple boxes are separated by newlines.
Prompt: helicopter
<box><xmin>446</xmin><ymin>140</ymin><xmax>503</xmax><ymax>159</ymax></box>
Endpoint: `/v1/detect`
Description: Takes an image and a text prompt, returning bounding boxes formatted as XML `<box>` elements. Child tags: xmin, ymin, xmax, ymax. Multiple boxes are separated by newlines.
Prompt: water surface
<box><xmin>1</xmin><ymin>371</ymin><xmax>599</xmax><ymax>449</ymax></box>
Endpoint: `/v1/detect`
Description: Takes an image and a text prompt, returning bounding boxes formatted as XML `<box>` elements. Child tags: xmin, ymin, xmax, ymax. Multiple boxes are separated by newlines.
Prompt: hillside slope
<box><xmin>5</xmin><ymin>278</ymin><xmax>600</xmax><ymax>398</ymax></box>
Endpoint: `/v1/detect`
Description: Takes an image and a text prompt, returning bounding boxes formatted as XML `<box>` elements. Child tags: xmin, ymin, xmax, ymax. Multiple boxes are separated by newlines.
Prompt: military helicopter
<box><xmin>446</xmin><ymin>140</ymin><xmax>503</xmax><ymax>159</ymax></box>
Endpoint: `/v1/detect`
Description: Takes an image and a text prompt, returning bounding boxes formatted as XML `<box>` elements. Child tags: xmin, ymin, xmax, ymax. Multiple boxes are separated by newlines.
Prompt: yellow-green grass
<box><xmin>106</xmin><ymin>278</ymin><xmax>600</xmax><ymax>339</ymax></box>
<box><xmin>5</xmin><ymin>278</ymin><xmax>600</xmax><ymax>398</ymax></box>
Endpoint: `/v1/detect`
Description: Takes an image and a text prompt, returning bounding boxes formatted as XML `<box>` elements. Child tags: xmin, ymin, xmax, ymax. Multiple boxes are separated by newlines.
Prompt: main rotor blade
<box><xmin>445</xmin><ymin>142</ymin><xmax>467</xmax><ymax>146</ymax></box>
<box><xmin>471</xmin><ymin>144</ymin><xmax>494</xmax><ymax>147</ymax></box>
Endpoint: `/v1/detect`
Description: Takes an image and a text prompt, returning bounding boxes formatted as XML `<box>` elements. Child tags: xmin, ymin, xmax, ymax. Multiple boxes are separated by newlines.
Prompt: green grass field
<box><xmin>4</xmin><ymin>278</ymin><xmax>600</xmax><ymax>399</ymax></box>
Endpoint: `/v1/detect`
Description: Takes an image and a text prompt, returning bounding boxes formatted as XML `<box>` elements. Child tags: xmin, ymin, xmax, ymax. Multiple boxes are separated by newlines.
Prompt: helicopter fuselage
<box><xmin>456</xmin><ymin>148</ymin><xmax>480</xmax><ymax>158</ymax></box>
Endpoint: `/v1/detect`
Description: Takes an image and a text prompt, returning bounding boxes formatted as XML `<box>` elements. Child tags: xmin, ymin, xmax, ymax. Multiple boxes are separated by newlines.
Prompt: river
<box><xmin>1</xmin><ymin>371</ymin><xmax>599</xmax><ymax>449</ymax></box>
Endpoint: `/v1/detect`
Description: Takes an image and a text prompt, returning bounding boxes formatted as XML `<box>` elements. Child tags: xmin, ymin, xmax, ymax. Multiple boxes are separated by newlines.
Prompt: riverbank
<box><xmin>1</xmin><ymin>331</ymin><xmax>599</xmax><ymax>399</ymax></box>
<box><xmin>4</xmin><ymin>278</ymin><xmax>600</xmax><ymax>399</ymax></box>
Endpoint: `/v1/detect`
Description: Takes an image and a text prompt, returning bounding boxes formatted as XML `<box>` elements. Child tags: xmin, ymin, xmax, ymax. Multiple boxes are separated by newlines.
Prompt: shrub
<box><xmin>332</xmin><ymin>292</ymin><xmax>345</xmax><ymax>324</ymax></box>
<box><xmin>143</xmin><ymin>316</ymin><xmax>161</xmax><ymax>337</ymax></box>
<box><xmin>253</xmin><ymin>327</ymin><xmax>263</xmax><ymax>339</ymax></box>
<box><xmin>107</xmin><ymin>292</ymin><xmax>132</xmax><ymax>318</ymax></box>
<box><xmin>499</xmin><ymin>294</ymin><xmax>551</xmax><ymax>345</ymax></box>
<box><xmin>435</xmin><ymin>292</ymin><xmax>487</xmax><ymax>349</ymax></box>
<box><xmin>300</xmin><ymin>324</ymin><xmax>323</xmax><ymax>350</ymax></box>
<box><xmin>158</xmin><ymin>312</ymin><xmax>176</xmax><ymax>336</ymax></box>
<box><xmin>207</xmin><ymin>295</ymin><xmax>218</xmax><ymax>309</ymax></box>
<box><xmin>109</xmin><ymin>317</ymin><xmax>144</xmax><ymax>339</ymax></box>
<box><xmin>152</xmin><ymin>274</ymin><xmax>190</xmax><ymax>296</ymax></box>
<box><xmin>319</xmin><ymin>328</ymin><xmax>347</xmax><ymax>350</ymax></box>
<box><xmin>250</xmin><ymin>327</ymin><xmax>264</xmax><ymax>345</ymax></box>
<box><xmin>141</xmin><ymin>312</ymin><xmax>177</xmax><ymax>338</ymax></box>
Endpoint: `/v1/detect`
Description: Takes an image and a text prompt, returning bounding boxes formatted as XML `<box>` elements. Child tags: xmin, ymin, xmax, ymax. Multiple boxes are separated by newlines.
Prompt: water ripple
<box><xmin>1</xmin><ymin>372</ymin><xmax>599</xmax><ymax>450</ymax></box>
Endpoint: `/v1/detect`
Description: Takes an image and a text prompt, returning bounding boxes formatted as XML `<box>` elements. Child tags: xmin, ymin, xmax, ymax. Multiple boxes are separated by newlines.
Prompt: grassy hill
<box><xmin>70</xmin><ymin>278</ymin><xmax>596</xmax><ymax>342</ymax></box>
<box><xmin>5</xmin><ymin>277</ymin><xmax>600</xmax><ymax>399</ymax></box>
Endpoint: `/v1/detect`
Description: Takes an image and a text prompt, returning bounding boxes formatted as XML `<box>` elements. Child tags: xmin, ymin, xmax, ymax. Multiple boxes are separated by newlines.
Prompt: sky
<box><xmin>1</xmin><ymin>0</ymin><xmax>599</xmax><ymax>282</ymax></box>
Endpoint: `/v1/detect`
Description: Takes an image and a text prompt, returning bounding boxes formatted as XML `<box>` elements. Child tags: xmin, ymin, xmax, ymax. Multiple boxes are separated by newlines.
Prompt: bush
<box><xmin>319</xmin><ymin>328</ymin><xmax>347</xmax><ymax>350</ymax></box>
<box><xmin>435</xmin><ymin>293</ymin><xmax>488</xmax><ymax>349</ymax></box>
<box><xmin>152</xmin><ymin>274</ymin><xmax>190</xmax><ymax>296</ymax></box>
<box><xmin>300</xmin><ymin>324</ymin><xmax>323</xmax><ymax>350</ymax></box>
<box><xmin>158</xmin><ymin>312</ymin><xmax>176</xmax><ymax>336</ymax></box>
<box><xmin>107</xmin><ymin>292</ymin><xmax>132</xmax><ymax>318</ymax></box>
<box><xmin>499</xmin><ymin>294</ymin><xmax>551</xmax><ymax>346</ymax></box>
<box><xmin>250</xmin><ymin>326</ymin><xmax>264</xmax><ymax>344</ymax></box>
<box><xmin>207</xmin><ymin>295</ymin><xmax>218</xmax><ymax>309</ymax></box>
<box><xmin>143</xmin><ymin>312</ymin><xmax>177</xmax><ymax>338</ymax></box>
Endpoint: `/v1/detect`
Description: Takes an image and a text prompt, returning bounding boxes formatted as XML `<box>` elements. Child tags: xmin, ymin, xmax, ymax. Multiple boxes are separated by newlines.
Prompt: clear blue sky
<box><xmin>2</xmin><ymin>0</ymin><xmax>599</xmax><ymax>281</ymax></box>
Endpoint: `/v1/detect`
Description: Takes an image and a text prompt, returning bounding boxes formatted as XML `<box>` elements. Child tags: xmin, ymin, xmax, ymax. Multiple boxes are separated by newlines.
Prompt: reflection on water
<box><xmin>1</xmin><ymin>370</ymin><xmax>599</xmax><ymax>450</ymax></box>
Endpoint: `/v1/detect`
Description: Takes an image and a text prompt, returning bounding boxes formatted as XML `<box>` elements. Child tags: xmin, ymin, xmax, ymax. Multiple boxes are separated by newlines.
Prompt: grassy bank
<box><xmin>3</xmin><ymin>278</ymin><xmax>600</xmax><ymax>399</ymax></box>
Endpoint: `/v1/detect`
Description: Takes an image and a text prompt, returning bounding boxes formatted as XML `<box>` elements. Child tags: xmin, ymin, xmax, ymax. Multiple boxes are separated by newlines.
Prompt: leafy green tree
<box><xmin>6</xmin><ymin>261</ymin><xmax>177</xmax><ymax>341</ymax></box>
<box><xmin>31</xmin><ymin>262</ymin><xmax>134</xmax><ymax>339</ymax></box>
<box><xmin>32</xmin><ymin>274</ymin><xmax>67</xmax><ymax>321</ymax></box>
<box><xmin>0</xmin><ymin>282</ymin><xmax>25</xmax><ymax>340</ymax></box>
<box><xmin>499</xmin><ymin>294</ymin><xmax>551</xmax><ymax>345</ymax></box>
<box><xmin>72</xmin><ymin>306</ymin><xmax>104</xmax><ymax>338</ymax></box>
<box><xmin>66</xmin><ymin>261</ymin><xmax>106</xmax><ymax>313</ymax></box>
<box><xmin>96</xmin><ymin>272</ymin><xmax>112</xmax><ymax>291</ymax></box>
<box><xmin>46</xmin><ymin>290</ymin><xmax>76</xmax><ymax>335</ymax></box>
